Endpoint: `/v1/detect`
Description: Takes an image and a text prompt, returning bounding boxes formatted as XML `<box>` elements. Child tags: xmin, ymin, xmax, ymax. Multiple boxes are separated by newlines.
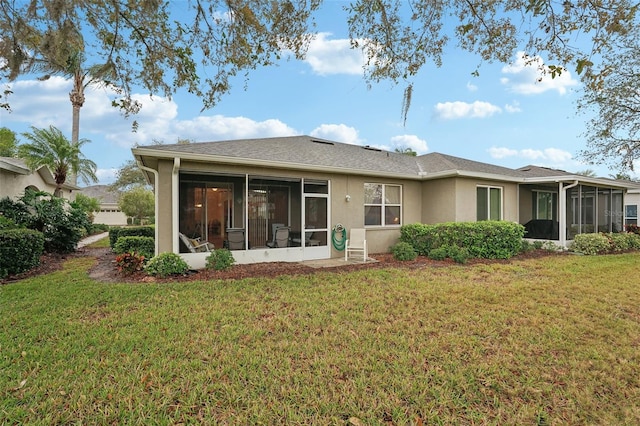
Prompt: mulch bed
<box><xmin>2</xmin><ymin>246</ymin><xmax>567</xmax><ymax>285</ymax></box>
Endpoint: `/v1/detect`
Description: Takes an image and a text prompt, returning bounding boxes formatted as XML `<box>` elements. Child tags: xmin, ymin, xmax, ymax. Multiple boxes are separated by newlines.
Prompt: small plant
<box><xmin>206</xmin><ymin>248</ymin><xmax>236</xmax><ymax>271</ymax></box>
<box><xmin>448</xmin><ymin>245</ymin><xmax>470</xmax><ymax>264</ymax></box>
<box><xmin>626</xmin><ymin>223</ymin><xmax>640</xmax><ymax>235</ymax></box>
<box><xmin>145</xmin><ymin>252</ymin><xmax>190</xmax><ymax>278</ymax></box>
<box><xmin>428</xmin><ymin>246</ymin><xmax>449</xmax><ymax>261</ymax></box>
<box><xmin>570</xmin><ymin>233</ymin><xmax>611</xmax><ymax>255</ymax></box>
<box><xmin>115</xmin><ymin>252</ymin><xmax>146</xmax><ymax>276</ymax></box>
<box><xmin>390</xmin><ymin>241</ymin><xmax>417</xmax><ymax>261</ymax></box>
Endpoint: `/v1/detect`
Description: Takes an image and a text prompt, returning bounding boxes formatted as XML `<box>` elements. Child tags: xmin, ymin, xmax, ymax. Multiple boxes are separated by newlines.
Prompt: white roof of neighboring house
<box><xmin>132</xmin><ymin>136</ymin><xmax>638</xmax><ymax>189</ymax></box>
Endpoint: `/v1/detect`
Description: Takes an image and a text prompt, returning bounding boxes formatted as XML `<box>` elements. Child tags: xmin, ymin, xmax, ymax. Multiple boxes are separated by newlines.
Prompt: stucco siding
<box><xmin>0</xmin><ymin>169</ymin><xmax>66</xmax><ymax>200</ymax></box>
<box><xmin>421</xmin><ymin>178</ymin><xmax>457</xmax><ymax>224</ymax></box>
<box><xmin>156</xmin><ymin>160</ymin><xmax>175</xmax><ymax>254</ymax></box>
<box><xmin>454</xmin><ymin>178</ymin><xmax>518</xmax><ymax>222</ymax></box>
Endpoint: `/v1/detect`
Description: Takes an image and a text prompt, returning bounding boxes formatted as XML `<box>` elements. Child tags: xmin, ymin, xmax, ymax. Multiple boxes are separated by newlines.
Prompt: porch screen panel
<box><xmin>581</xmin><ymin>186</ymin><xmax>595</xmax><ymax>233</ymax></box>
<box><xmin>597</xmin><ymin>188</ymin><xmax>611</xmax><ymax>233</ymax></box>
<box><xmin>611</xmin><ymin>189</ymin><xmax>623</xmax><ymax>232</ymax></box>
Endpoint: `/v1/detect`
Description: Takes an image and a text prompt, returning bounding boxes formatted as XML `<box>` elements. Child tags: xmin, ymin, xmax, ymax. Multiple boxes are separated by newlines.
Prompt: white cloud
<box><xmin>489</xmin><ymin>146</ymin><xmax>573</xmax><ymax>164</ymax></box>
<box><xmin>488</xmin><ymin>147</ymin><xmax>518</xmax><ymax>159</ymax></box>
<box><xmin>304</xmin><ymin>32</ymin><xmax>366</xmax><ymax>76</ymax></box>
<box><xmin>173</xmin><ymin>115</ymin><xmax>298</xmax><ymax>142</ymax></box>
<box><xmin>310</xmin><ymin>124</ymin><xmax>362</xmax><ymax>144</ymax></box>
<box><xmin>504</xmin><ymin>101</ymin><xmax>521</xmax><ymax>113</ymax></box>
<box><xmin>389</xmin><ymin>134</ymin><xmax>428</xmax><ymax>154</ymax></box>
<box><xmin>501</xmin><ymin>52</ymin><xmax>579</xmax><ymax>95</ymax></box>
<box><xmin>96</xmin><ymin>168</ymin><xmax>118</xmax><ymax>184</ymax></box>
<box><xmin>433</xmin><ymin>101</ymin><xmax>502</xmax><ymax>120</ymax></box>
<box><xmin>466</xmin><ymin>81</ymin><xmax>478</xmax><ymax>92</ymax></box>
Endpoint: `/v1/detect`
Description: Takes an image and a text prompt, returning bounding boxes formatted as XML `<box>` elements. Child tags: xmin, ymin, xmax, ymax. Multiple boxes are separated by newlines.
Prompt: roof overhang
<box><xmin>133</xmin><ymin>148</ymin><xmax>422</xmax><ymax>181</ymax></box>
<box><xmin>36</xmin><ymin>166</ymin><xmax>80</xmax><ymax>190</ymax></box>
<box><xmin>522</xmin><ymin>175</ymin><xmax>635</xmax><ymax>190</ymax></box>
<box><xmin>0</xmin><ymin>158</ymin><xmax>30</xmax><ymax>174</ymax></box>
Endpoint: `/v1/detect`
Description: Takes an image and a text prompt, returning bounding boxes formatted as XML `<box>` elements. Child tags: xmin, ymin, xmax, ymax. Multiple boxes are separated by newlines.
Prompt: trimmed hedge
<box><xmin>113</xmin><ymin>236</ymin><xmax>155</xmax><ymax>260</ymax></box>
<box><xmin>0</xmin><ymin>229</ymin><xmax>45</xmax><ymax>278</ymax></box>
<box><xmin>400</xmin><ymin>221</ymin><xmax>525</xmax><ymax>259</ymax></box>
<box><xmin>571</xmin><ymin>232</ymin><xmax>640</xmax><ymax>255</ymax></box>
<box><xmin>109</xmin><ymin>226</ymin><xmax>155</xmax><ymax>248</ymax></box>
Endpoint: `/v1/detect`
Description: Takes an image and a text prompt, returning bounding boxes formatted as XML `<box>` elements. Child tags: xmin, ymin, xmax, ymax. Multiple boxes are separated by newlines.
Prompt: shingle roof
<box><xmin>140</xmin><ymin>135</ymin><xmax>422</xmax><ymax>177</ymax></box>
<box><xmin>135</xmin><ymin>136</ymin><xmax>633</xmax><ymax>188</ymax></box>
<box><xmin>79</xmin><ymin>185</ymin><xmax>120</xmax><ymax>204</ymax></box>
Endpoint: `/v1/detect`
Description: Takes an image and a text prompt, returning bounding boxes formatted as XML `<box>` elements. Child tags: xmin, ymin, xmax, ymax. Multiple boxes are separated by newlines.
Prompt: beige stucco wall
<box><xmin>420</xmin><ymin>178</ymin><xmax>457</xmax><ymax>224</ymax></box>
<box><xmin>0</xmin><ymin>169</ymin><xmax>73</xmax><ymax>200</ymax></box>
<box><xmin>454</xmin><ymin>178</ymin><xmax>519</xmax><ymax>222</ymax></box>
<box><xmin>156</xmin><ymin>160</ymin><xmax>175</xmax><ymax>254</ymax></box>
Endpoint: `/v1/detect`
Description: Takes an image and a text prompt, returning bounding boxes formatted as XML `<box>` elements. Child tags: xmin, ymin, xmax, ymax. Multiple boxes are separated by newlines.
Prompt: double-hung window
<box><xmin>625</xmin><ymin>204</ymin><xmax>638</xmax><ymax>226</ymax></box>
<box><xmin>364</xmin><ymin>183</ymin><xmax>402</xmax><ymax>226</ymax></box>
<box><xmin>477</xmin><ymin>185</ymin><xmax>502</xmax><ymax>221</ymax></box>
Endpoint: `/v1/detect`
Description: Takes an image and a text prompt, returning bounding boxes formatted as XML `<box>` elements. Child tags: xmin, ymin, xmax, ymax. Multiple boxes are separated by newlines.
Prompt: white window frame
<box><xmin>476</xmin><ymin>185</ymin><xmax>503</xmax><ymax>221</ymax></box>
<box><xmin>625</xmin><ymin>204</ymin><xmax>638</xmax><ymax>226</ymax></box>
<box><xmin>364</xmin><ymin>183</ymin><xmax>402</xmax><ymax>227</ymax></box>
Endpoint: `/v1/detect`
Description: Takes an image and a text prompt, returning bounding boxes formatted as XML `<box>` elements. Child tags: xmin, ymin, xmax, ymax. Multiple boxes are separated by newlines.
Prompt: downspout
<box><xmin>172</xmin><ymin>158</ymin><xmax>181</xmax><ymax>253</ymax></box>
<box><xmin>136</xmin><ymin>160</ymin><xmax>160</xmax><ymax>256</ymax></box>
<box><xmin>559</xmin><ymin>180</ymin><xmax>579</xmax><ymax>248</ymax></box>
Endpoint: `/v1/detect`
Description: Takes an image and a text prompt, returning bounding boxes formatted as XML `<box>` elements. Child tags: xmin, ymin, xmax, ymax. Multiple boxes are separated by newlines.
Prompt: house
<box><xmin>132</xmin><ymin>136</ymin><xmax>636</xmax><ymax>268</ymax></box>
<box><xmin>79</xmin><ymin>185</ymin><xmax>128</xmax><ymax>226</ymax></box>
<box><xmin>0</xmin><ymin>156</ymin><xmax>77</xmax><ymax>201</ymax></box>
<box><xmin>623</xmin><ymin>183</ymin><xmax>640</xmax><ymax>228</ymax></box>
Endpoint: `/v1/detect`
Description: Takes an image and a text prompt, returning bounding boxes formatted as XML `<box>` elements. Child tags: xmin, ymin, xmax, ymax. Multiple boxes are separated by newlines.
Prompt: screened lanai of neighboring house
<box><xmin>518</xmin><ymin>166</ymin><xmax>627</xmax><ymax>246</ymax></box>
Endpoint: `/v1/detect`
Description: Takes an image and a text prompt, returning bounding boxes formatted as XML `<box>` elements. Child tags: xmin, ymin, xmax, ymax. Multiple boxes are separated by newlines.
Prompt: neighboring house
<box><xmin>79</xmin><ymin>185</ymin><xmax>128</xmax><ymax>226</ymax></box>
<box><xmin>0</xmin><ymin>156</ymin><xmax>77</xmax><ymax>201</ymax></box>
<box><xmin>623</xmin><ymin>183</ymin><xmax>640</xmax><ymax>228</ymax></box>
<box><xmin>132</xmin><ymin>136</ymin><xmax>637</xmax><ymax>268</ymax></box>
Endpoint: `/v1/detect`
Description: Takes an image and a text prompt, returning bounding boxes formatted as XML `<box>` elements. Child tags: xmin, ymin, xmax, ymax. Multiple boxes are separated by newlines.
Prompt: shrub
<box><xmin>0</xmin><ymin>229</ymin><xmax>45</xmax><ymax>278</ymax></box>
<box><xmin>115</xmin><ymin>252</ymin><xmax>146</xmax><ymax>276</ymax></box>
<box><xmin>206</xmin><ymin>248</ymin><xmax>236</xmax><ymax>271</ymax></box>
<box><xmin>627</xmin><ymin>233</ymin><xmax>640</xmax><ymax>250</ymax></box>
<box><xmin>90</xmin><ymin>223</ymin><xmax>110</xmax><ymax>234</ymax></box>
<box><xmin>608</xmin><ymin>233</ymin><xmax>631</xmax><ymax>252</ymax></box>
<box><xmin>0</xmin><ymin>215</ymin><xmax>19</xmax><ymax>230</ymax></box>
<box><xmin>390</xmin><ymin>241</ymin><xmax>417</xmax><ymax>261</ymax></box>
<box><xmin>109</xmin><ymin>226</ymin><xmax>155</xmax><ymax>248</ymax></box>
<box><xmin>113</xmin><ymin>236</ymin><xmax>155</xmax><ymax>260</ymax></box>
<box><xmin>448</xmin><ymin>245</ymin><xmax>470</xmax><ymax>264</ymax></box>
<box><xmin>401</xmin><ymin>221</ymin><xmax>525</xmax><ymax>259</ymax></box>
<box><xmin>145</xmin><ymin>252</ymin><xmax>190</xmax><ymax>278</ymax></box>
<box><xmin>428</xmin><ymin>246</ymin><xmax>449</xmax><ymax>261</ymax></box>
<box><xmin>626</xmin><ymin>224</ymin><xmax>640</xmax><ymax>235</ymax></box>
<box><xmin>571</xmin><ymin>233</ymin><xmax>611</xmax><ymax>255</ymax></box>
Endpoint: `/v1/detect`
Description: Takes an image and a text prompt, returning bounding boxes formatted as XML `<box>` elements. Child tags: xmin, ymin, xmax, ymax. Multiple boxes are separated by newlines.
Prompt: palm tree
<box><xmin>19</xmin><ymin>125</ymin><xmax>97</xmax><ymax>197</ymax></box>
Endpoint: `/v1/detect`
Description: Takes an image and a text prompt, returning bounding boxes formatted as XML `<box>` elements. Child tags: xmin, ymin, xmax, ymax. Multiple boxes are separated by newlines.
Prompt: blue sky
<box><xmin>1</xmin><ymin>1</ymin><xmax>626</xmax><ymax>185</ymax></box>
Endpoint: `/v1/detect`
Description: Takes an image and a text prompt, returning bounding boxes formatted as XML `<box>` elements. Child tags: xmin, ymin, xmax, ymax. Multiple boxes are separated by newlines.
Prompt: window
<box><xmin>477</xmin><ymin>186</ymin><xmax>502</xmax><ymax>221</ymax></box>
<box><xmin>625</xmin><ymin>204</ymin><xmax>638</xmax><ymax>226</ymax></box>
<box><xmin>534</xmin><ymin>191</ymin><xmax>555</xmax><ymax>220</ymax></box>
<box><xmin>364</xmin><ymin>183</ymin><xmax>402</xmax><ymax>226</ymax></box>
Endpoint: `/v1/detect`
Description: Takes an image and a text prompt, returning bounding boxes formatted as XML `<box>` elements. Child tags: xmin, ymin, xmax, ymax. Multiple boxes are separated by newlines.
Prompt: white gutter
<box><xmin>559</xmin><ymin>180</ymin><xmax>579</xmax><ymax>247</ymax></box>
<box><xmin>136</xmin><ymin>160</ymin><xmax>160</xmax><ymax>256</ymax></box>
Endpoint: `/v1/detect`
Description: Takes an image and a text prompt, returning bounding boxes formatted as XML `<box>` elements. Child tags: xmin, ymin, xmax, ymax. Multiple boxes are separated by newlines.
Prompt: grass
<box><xmin>1</xmin><ymin>253</ymin><xmax>640</xmax><ymax>424</ymax></box>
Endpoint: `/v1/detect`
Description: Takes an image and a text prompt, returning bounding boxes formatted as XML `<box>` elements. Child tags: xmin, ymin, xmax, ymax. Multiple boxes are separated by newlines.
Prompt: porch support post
<box><xmin>559</xmin><ymin>180</ymin><xmax>579</xmax><ymax>248</ymax></box>
<box><xmin>172</xmin><ymin>158</ymin><xmax>181</xmax><ymax>253</ymax></box>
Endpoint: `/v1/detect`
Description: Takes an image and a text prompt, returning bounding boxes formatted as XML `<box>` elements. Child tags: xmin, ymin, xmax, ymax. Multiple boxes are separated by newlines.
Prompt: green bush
<box><xmin>0</xmin><ymin>229</ymin><xmax>45</xmax><ymax>278</ymax></box>
<box><xmin>428</xmin><ymin>246</ymin><xmax>449</xmax><ymax>261</ymax></box>
<box><xmin>448</xmin><ymin>245</ymin><xmax>470</xmax><ymax>264</ymax></box>
<box><xmin>90</xmin><ymin>223</ymin><xmax>110</xmax><ymax>234</ymax></box>
<box><xmin>115</xmin><ymin>252</ymin><xmax>146</xmax><ymax>276</ymax></box>
<box><xmin>0</xmin><ymin>215</ymin><xmax>19</xmax><ymax>230</ymax></box>
<box><xmin>627</xmin><ymin>233</ymin><xmax>640</xmax><ymax>250</ymax></box>
<box><xmin>145</xmin><ymin>252</ymin><xmax>190</xmax><ymax>278</ymax></box>
<box><xmin>113</xmin><ymin>236</ymin><xmax>155</xmax><ymax>259</ymax></box>
<box><xmin>401</xmin><ymin>221</ymin><xmax>525</xmax><ymax>259</ymax></box>
<box><xmin>390</xmin><ymin>241</ymin><xmax>417</xmax><ymax>261</ymax></box>
<box><xmin>109</xmin><ymin>226</ymin><xmax>155</xmax><ymax>248</ymax></box>
<box><xmin>206</xmin><ymin>248</ymin><xmax>236</xmax><ymax>271</ymax></box>
<box><xmin>571</xmin><ymin>233</ymin><xmax>611</xmax><ymax>255</ymax></box>
<box><xmin>608</xmin><ymin>233</ymin><xmax>631</xmax><ymax>252</ymax></box>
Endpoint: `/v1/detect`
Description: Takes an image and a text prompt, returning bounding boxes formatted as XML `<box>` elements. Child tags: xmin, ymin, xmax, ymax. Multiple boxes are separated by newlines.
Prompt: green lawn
<box><xmin>2</xmin><ymin>253</ymin><xmax>639</xmax><ymax>424</ymax></box>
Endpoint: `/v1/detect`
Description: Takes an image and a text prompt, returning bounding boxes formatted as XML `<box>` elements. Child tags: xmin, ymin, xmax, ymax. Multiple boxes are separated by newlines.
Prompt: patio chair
<box><xmin>292</xmin><ymin>226</ymin><xmax>319</xmax><ymax>247</ymax></box>
<box><xmin>345</xmin><ymin>228</ymin><xmax>367</xmax><ymax>262</ymax></box>
<box><xmin>266</xmin><ymin>226</ymin><xmax>290</xmax><ymax>248</ymax></box>
<box><xmin>179</xmin><ymin>232</ymin><xmax>214</xmax><ymax>253</ymax></box>
<box><xmin>226</xmin><ymin>228</ymin><xmax>245</xmax><ymax>250</ymax></box>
